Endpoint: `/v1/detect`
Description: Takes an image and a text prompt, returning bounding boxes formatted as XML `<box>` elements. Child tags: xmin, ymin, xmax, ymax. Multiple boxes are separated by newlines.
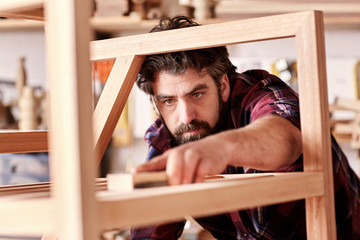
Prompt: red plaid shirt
<box><xmin>131</xmin><ymin>70</ymin><xmax>360</xmax><ymax>240</ymax></box>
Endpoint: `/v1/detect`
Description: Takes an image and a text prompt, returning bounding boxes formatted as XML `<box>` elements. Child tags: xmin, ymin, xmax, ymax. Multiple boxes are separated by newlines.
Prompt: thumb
<box><xmin>132</xmin><ymin>155</ymin><xmax>167</xmax><ymax>173</ymax></box>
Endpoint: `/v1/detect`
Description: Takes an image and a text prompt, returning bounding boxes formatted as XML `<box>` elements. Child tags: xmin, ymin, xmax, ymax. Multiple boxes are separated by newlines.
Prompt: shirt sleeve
<box><xmin>235</xmin><ymin>72</ymin><xmax>303</xmax><ymax>173</ymax></box>
<box><xmin>130</xmin><ymin>221</ymin><xmax>186</xmax><ymax>240</ymax></box>
<box><xmin>248</xmin><ymin>75</ymin><xmax>300</xmax><ymax>129</ymax></box>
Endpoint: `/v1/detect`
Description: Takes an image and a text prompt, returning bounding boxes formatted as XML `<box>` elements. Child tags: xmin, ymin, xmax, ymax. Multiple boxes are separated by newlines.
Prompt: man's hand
<box><xmin>133</xmin><ymin>135</ymin><xmax>230</xmax><ymax>185</ymax></box>
<box><xmin>133</xmin><ymin>116</ymin><xmax>302</xmax><ymax>186</ymax></box>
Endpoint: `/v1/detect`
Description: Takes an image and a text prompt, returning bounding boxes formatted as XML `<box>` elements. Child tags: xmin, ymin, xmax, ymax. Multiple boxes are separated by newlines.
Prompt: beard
<box><xmin>173</xmin><ymin>119</ymin><xmax>214</xmax><ymax>145</ymax></box>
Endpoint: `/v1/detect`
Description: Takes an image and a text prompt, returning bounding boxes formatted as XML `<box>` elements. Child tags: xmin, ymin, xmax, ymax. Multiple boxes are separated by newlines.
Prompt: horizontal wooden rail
<box><xmin>0</xmin><ymin>179</ymin><xmax>107</xmax><ymax>197</ymax></box>
<box><xmin>0</xmin><ymin>131</ymin><xmax>48</xmax><ymax>153</ymax></box>
<box><xmin>0</xmin><ymin>172</ymin><xmax>323</xmax><ymax>235</ymax></box>
<box><xmin>0</xmin><ymin>0</ymin><xmax>44</xmax><ymax>21</ymax></box>
<box><xmin>89</xmin><ymin>11</ymin><xmax>311</xmax><ymax>61</ymax></box>
<box><xmin>0</xmin><ymin>0</ymin><xmax>43</xmax><ymax>12</ymax></box>
<box><xmin>0</xmin><ymin>197</ymin><xmax>53</xmax><ymax>236</ymax></box>
<box><xmin>98</xmin><ymin>172</ymin><xmax>323</xmax><ymax>230</ymax></box>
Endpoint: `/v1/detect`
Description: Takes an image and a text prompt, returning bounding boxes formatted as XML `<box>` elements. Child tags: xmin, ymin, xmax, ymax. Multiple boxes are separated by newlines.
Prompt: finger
<box><xmin>132</xmin><ymin>155</ymin><xmax>167</xmax><ymax>173</ymax></box>
<box><xmin>182</xmin><ymin>149</ymin><xmax>200</xmax><ymax>185</ymax></box>
<box><xmin>166</xmin><ymin>150</ymin><xmax>184</xmax><ymax>186</ymax></box>
<box><xmin>194</xmin><ymin>160</ymin><xmax>211</xmax><ymax>183</ymax></box>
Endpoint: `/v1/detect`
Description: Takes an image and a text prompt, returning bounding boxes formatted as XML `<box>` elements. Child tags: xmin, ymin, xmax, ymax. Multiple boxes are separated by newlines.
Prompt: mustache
<box><xmin>174</xmin><ymin>120</ymin><xmax>211</xmax><ymax>137</ymax></box>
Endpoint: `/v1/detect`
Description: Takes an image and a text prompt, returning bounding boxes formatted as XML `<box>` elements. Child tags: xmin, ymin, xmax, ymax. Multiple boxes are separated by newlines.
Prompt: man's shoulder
<box><xmin>236</xmin><ymin>69</ymin><xmax>281</xmax><ymax>86</ymax></box>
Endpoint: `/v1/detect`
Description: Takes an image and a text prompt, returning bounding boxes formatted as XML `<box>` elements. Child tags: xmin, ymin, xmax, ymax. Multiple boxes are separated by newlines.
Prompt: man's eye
<box><xmin>162</xmin><ymin>99</ymin><xmax>175</xmax><ymax>105</ymax></box>
<box><xmin>193</xmin><ymin>92</ymin><xmax>203</xmax><ymax>98</ymax></box>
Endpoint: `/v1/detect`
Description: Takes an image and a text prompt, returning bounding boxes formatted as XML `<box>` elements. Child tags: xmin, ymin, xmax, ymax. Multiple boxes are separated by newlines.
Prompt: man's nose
<box><xmin>179</xmin><ymin>101</ymin><xmax>196</xmax><ymax>125</ymax></box>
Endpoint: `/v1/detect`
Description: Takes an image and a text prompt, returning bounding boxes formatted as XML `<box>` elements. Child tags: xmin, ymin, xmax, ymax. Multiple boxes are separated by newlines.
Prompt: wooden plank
<box><xmin>296</xmin><ymin>11</ymin><xmax>336</xmax><ymax>239</ymax></box>
<box><xmin>0</xmin><ymin>197</ymin><xmax>54</xmax><ymax>235</ymax></box>
<box><xmin>97</xmin><ymin>172</ymin><xmax>324</xmax><ymax>230</ymax></box>
<box><xmin>0</xmin><ymin>19</ymin><xmax>44</xmax><ymax>31</ymax></box>
<box><xmin>93</xmin><ymin>55</ymin><xmax>144</xmax><ymax>162</ymax></box>
<box><xmin>107</xmin><ymin>171</ymin><xmax>276</xmax><ymax>192</ymax></box>
<box><xmin>0</xmin><ymin>0</ymin><xmax>43</xmax><ymax>13</ymax></box>
<box><xmin>334</xmin><ymin>97</ymin><xmax>360</xmax><ymax>112</ymax></box>
<box><xmin>0</xmin><ymin>172</ymin><xmax>322</xmax><ymax>235</ymax></box>
<box><xmin>44</xmin><ymin>0</ymin><xmax>98</xmax><ymax>239</ymax></box>
<box><xmin>89</xmin><ymin>11</ymin><xmax>310</xmax><ymax>61</ymax></box>
<box><xmin>215</xmin><ymin>0</ymin><xmax>360</xmax><ymax>15</ymax></box>
<box><xmin>0</xmin><ymin>0</ymin><xmax>44</xmax><ymax>20</ymax></box>
<box><xmin>0</xmin><ymin>178</ymin><xmax>107</xmax><ymax>196</ymax></box>
<box><xmin>0</xmin><ymin>131</ymin><xmax>48</xmax><ymax>153</ymax></box>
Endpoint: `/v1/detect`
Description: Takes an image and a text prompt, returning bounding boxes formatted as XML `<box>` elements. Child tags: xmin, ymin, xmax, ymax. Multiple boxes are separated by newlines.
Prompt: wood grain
<box><xmin>0</xmin><ymin>131</ymin><xmax>47</xmax><ymax>153</ymax></box>
<box><xmin>296</xmin><ymin>11</ymin><xmax>336</xmax><ymax>239</ymax></box>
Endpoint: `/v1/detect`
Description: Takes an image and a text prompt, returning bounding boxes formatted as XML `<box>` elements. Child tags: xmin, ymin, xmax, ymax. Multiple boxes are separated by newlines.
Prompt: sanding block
<box><xmin>107</xmin><ymin>171</ymin><xmax>168</xmax><ymax>192</ymax></box>
<box><xmin>107</xmin><ymin>171</ymin><xmax>274</xmax><ymax>193</ymax></box>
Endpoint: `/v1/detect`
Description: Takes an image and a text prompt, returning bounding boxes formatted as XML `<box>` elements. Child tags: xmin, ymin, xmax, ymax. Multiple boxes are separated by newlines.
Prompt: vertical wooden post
<box><xmin>44</xmin><ymin>0</ymin><xmax>98</xmax><ymax>239</ymax></box>
<box><xmin>296</xmin><ymin>11</ymin><xmax>336</xmax><ymax>239</ymax></box>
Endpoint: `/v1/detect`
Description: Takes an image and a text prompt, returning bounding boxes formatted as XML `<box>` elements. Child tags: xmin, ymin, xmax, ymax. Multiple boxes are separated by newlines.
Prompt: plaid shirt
<box><xmin>131</xmin><ymin>70</ymin><xmax>360</xmax><ymax>240</ymax></box>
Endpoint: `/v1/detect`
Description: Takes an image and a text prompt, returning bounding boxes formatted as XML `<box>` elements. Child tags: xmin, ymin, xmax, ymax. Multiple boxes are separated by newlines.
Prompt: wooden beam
<box><xmin>90</xmin><ymin>11</ymin><xmax>309</xmax><ymax>60</ymax></box>
<box><xmin>0</xmin><ymin>197</ymin><xmax>54</xmax><ymax>235</ymax></box>
<box><xmin>0</xmin><ymin>0</ymin><xmax>44</xmax><ymax>20</ymax></box>
<box><xmin>334</xmin><ymin>97</ymin><xmax>360</xmax><ymax>113</ymax></box>
<box><xmin>98</xmin><ymin>172</ymin><xmax>324</xmax><ymax>230</ymax></box>
<box><xmin>0</xmin><ymin>172</ymin><xmax>322</xmax><ymax>235</ymax></box>
<box><xmin>296</xmin><ymin>11</ymin><xmax>336</xmax><ymax>239</ymax></box>
<box><xmin>215</xmin><ymin>0</ymin><xmax>360</xmax><ymax>15</ymax></box>
<box><xmin>0</xmin><ymin>131</ymin><xmax>48</xmax><ymax>153</ymax></box>
<box><xmin>44</xmin><ymin>0</ymin><xmax>98</xmax><ymax>239</ymax></box>
<box><xmin>0</xmin><ymin>0</ymin><xmax>43</xmax><ymax>13</ymax></box>
<box><xmin>93</xmin><ymin>55</ymin><xmax>145</xmax><ymax>162</ymax></box>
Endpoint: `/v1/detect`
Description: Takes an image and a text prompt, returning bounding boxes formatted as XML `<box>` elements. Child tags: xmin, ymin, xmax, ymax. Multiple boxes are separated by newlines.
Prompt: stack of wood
<box><xmin>94</xmin><ymin>0</ymin><xmax>163</xmax><ymax>19</ymax></box>
<box><xmin>330</xmin><ymin>97</ymin><xmax>360</xmax><ymax>148</ymax></box>
<box><xmin>94</xmin><ymin>0</ymin><xmax>129</xmax><ymax>17</ymax></box>
<box><xmin>179</xmin><ymin>0</ymin><xmax>217</xmax><ymax>20</ymax></box>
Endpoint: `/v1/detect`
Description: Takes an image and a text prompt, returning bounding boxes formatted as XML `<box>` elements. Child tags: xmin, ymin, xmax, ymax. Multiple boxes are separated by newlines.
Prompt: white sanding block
<box><xmin>107</xmin><ymin>171</ymin><xmax>274</xmax><ymax>193</ymax></box>
<box><xmin>107</xmin><ymin>171</ymin><xmax>168</xmax><ymax>192</ymax></box>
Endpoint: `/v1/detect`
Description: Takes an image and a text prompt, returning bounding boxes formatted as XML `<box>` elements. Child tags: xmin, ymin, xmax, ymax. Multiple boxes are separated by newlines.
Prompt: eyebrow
<box><xmin>156</xmin><ymin>83</ymin><xmax>209</xmax><ymax>101</ymax></box>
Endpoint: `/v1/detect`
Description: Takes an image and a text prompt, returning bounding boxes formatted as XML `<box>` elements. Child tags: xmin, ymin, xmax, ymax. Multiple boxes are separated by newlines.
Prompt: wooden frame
<box><xmin>0</xmin><ymin>2</ymin><xmax>335</xmax><ymax>239</ymax></box>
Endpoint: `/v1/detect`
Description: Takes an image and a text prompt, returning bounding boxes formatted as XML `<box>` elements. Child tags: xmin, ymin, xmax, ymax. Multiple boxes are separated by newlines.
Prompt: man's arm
<box><xmin>134</xmin><ymin>115</ymin><xmax>302</xmax><ymax>185</ymax></box>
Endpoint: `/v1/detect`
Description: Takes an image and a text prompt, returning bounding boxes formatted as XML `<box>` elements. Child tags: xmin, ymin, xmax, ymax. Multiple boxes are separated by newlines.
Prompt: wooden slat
<box><xmin>0</xmin><ymin>19</ymin><xmax>44</xmax><ymax>31</ymax></box>
<box><xmin>215</xmin><ymin>0</ymin><xmax>360</xmax><ymax>15</ymax></box>
<box><xmin>0</xmin><ymin>173</ymin><xmax>323</xmax><ymax>235</ymax></box>
<box><xmin>334</xmin><ymin>97</ymin><xmax>360</xmax><ymax>112</ymax></box>
<box><xmin>0</xmin><ymin>197</ymin><xmax>53</xmax><ymax>236</ymax></box>
<box><xmin>0</xmin><ymin>178</ymin><xmax>107</xmax><ymax>196</ymax></box>
<box><xmin>0</xmin><ymin>131</ymin><xmax>48</xmax><ymax>153</ymax></box>
<box><xmin>93</xmin><ymin>55</ymin><xmax>144</xmax><ymax>162</ymax></box>
<box><xmin>97</xmin><ymin>172</ymin><xmax>324</xmax><ymax>230</ymax></box>
<box><xmin>44</xmin><ymin>0</ymin><xmax>98</xmax><ymax>239</ymax></box>
<box><xmin>0</xmin><ymin>0</ymin><xmax>44</xmax><ymax>21</ymax></box>
<box><xmin>0</xmin><ymin>0</ymin><xmax>43</xmax><ymax>12</ymax></box>
<box><xmin>296</xmin><ymin>11</ymin><xmax>336</xmax><ymax>239</ymax></box>
<box><xmin>90</xmin><ymin>11</ymin><xmax>310</xmax><ymax>61</ymax></box>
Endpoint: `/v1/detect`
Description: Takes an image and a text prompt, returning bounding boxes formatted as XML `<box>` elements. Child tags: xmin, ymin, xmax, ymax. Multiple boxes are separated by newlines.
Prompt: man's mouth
<box><xmin>182</xmin><ymin>128</ymin><xmax>203</xmax><ymax>135</ymax></box>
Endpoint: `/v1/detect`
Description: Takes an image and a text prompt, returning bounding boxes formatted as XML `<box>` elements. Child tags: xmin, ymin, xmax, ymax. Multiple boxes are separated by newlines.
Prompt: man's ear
<box><xmin>220</xmin><ymin>74</ymin><xmax>230</xmax><ymax>102</ymax></box>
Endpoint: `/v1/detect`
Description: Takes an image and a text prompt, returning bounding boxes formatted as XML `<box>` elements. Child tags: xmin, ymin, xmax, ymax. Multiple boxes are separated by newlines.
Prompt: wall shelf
<box><xmin>1</xmin><ymin>15</ymin><xmax>359</xmax><ymax>33</ymax></box>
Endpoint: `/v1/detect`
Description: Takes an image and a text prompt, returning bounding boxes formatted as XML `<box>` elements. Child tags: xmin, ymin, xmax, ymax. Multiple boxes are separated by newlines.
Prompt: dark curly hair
<box><xmin>136</xmin><ymin>16</ymin><xmax>237</xmax><ymax>95</ymax></box>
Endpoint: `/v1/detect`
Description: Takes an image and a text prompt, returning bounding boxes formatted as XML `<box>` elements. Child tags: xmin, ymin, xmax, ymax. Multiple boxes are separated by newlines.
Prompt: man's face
<box><xmin>152</xmin><ymin>68</ymin><xmax>230</xmax><ymax>145</ymax></box>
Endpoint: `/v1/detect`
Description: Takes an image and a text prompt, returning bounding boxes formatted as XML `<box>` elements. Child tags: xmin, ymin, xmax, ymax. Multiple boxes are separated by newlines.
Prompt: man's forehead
<box><xmin>153</xmin><ymin>70</ymin><xmax>212</xmax><ymax>96</ymax></box>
